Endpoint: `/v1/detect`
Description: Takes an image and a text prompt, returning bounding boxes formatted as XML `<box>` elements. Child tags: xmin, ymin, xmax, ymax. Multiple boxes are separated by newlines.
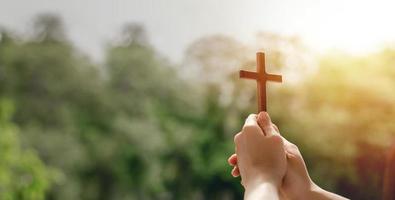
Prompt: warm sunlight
<box><xmin>1</xmin><ymin>0</ymin><xmax>395</xmax><ymax>199</ymax></box>
<box><xmin>239</xmin><ymin>0</ymin><xmax>395</xmax><ymax>55</ymax></box>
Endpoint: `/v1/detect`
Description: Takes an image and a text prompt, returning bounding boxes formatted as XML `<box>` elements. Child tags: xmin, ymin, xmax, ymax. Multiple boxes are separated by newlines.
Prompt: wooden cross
<box><xmin>239</xmin><ymin>52</ymin><xmax>282</xmax><ymax>112</ymax></box>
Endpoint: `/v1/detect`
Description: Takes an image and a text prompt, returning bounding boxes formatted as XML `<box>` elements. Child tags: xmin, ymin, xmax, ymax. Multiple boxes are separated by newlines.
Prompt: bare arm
<box><xmin>233</xmin><ymin>113</ymin><xmax>287</xmax><ymax>200</ymax></box>
<box><xmin>303</xmin><ymin>185</ymin><xmax>348</xmax><ymax>200</ymax></box>
<box><xmin>245</xmin><ymin>181</ymin><xmax>280</xmax><ymax>200</ymax></box>
<box><xmin>229</xmin><ymin>112</ymin><xmax>349</xmax><ymax>200</ymax></box>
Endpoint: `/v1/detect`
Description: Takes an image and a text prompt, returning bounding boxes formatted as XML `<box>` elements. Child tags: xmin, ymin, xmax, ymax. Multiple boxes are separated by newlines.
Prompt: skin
<box><xmin>229</xmin><ymin>112</ymin><xmax>349</xmax><ymax>200</ymax></box>
<box><xmin>233</xmin><ymin>113</ymin><xmax>287</xmax><ymax>200</ymax></box>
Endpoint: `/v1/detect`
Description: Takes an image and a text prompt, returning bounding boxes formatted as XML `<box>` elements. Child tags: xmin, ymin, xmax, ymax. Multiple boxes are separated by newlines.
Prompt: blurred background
<box><xmin>1</xmin><ymin>0</ymin><xmax>395</xmax><ymax>199</ymax></box>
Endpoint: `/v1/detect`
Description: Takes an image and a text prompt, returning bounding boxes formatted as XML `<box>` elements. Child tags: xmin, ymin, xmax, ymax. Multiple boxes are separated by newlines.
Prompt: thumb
<box><xmin>257</xmin><ymin>112</ymin><xmax>276</xmax><ymax>136</ymax></box>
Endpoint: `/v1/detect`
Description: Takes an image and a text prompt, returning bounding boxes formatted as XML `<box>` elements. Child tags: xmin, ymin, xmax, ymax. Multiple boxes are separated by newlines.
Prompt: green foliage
<box><xmin>0</xmin><ymin>14</ymin><xmax>394</xmax><ymax>200</ymax></box>
<box><xmin>0</xmin><ymin>99</ymin><xmax>51</xmax><ymax>200</ymax></box>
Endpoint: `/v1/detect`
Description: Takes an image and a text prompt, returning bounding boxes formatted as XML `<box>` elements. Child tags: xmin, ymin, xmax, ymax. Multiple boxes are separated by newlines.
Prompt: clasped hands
<box><xmin>228</xmin><ymin>112</ymin><xmax>348</xmax><ymax>200</ymax></box>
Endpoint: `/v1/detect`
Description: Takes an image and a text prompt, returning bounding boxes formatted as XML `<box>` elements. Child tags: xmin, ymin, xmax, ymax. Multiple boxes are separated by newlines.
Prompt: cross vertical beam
<box><xmin>239</xmin><ymin>52</ymin><xmax>282</xmax><ymax>112</ymax></box>
<box><xmin>256</xmin><ymin>52</ymin><xmax>266</xmax><ymax>112</ymax></box>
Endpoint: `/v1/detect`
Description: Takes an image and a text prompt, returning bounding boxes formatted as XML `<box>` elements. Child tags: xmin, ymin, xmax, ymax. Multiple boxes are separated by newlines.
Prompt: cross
<box><xmin>239</xmin><ymin>52</ymin><xmax>282</xmax><ymax>112</ymax></box>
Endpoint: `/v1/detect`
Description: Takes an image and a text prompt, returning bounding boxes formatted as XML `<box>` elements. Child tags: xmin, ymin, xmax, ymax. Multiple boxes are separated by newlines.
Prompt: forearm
<box><xmin>245</xmin><ymin>181</ymin><xmax>280</xmax><ymax>200</ymax></box>
<box><xmin>303</xmin><ymin>185</ymin><xmax>349</xmax><ymax>200</ymax></box>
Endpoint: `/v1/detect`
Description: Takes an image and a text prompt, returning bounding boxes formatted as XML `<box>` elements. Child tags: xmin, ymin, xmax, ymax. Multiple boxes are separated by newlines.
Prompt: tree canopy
<box><xmin>0</xmin><ymin>14</ymin><xmax>394</xmax><ymax>200</ymax></box>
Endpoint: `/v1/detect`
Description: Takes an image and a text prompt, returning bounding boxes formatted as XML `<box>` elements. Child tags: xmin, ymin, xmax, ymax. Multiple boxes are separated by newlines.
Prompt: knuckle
<box><xmin>288</xmin><ymin>143</ymin><xmax>299</xmax><ymax>151</ymax></box>
<box><xmin>272</xmin><ymin>123</ymin><xmax>279</xmax><ymax>132</ymax></box>
<box><xmin>271</xmin><ymin>135</ymin><xmax>283</xmax><ymax>144</ymax></box>
<box><xmin>234</xmin><ymin>132</ymin><xmax>241</xmax><ymax>143</ymax></box>
<box><xmin>247</xmin><ymin>113</ymin><xmax>257</xmax><ymax>119</ymax></box>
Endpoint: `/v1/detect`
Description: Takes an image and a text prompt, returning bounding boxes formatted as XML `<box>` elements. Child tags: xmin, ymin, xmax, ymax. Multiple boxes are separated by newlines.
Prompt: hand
<box><xmin>229</xmin><ymin>112</ymin><xmax>349</xmax><ymax>200</ymax></box>
<box><xmin>233</xmin><ymin>113</ymin><xmax>287</xmax><ymax>199</ymax></box>
<box><xmin>277</xmin><ymin>132</ymin><xmax>315</xmax><ymax>200</ymax></box>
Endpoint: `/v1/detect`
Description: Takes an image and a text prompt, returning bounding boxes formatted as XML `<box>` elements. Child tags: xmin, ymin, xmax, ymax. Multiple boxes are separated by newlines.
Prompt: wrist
<box><xmin>296</xmin><ymin>183</ymin><xmax>335</xmax><ymax>200</ymax></box>
<box><xmin>304</xmin><ymin>184</ymin><xmax>324</xmax><ymax>198</ymax></box>
<box><xmin>243</xmin><ymin>171</ymin><xmax>282</xmax><ymax>191</ymax></box>
<box><xmin>303</xmin><ymin>184</ymin><xmax>349</xmax><ymax>200</ymax></box>
<box><xmin>245</xmin><ymin>181</ymin><xmax>279</xmax><ymax>200</ymax></box>
<box><xmin>286</xmin><ymin>181</ymin><xmax>320</xmax><ymax>200</ymax></box>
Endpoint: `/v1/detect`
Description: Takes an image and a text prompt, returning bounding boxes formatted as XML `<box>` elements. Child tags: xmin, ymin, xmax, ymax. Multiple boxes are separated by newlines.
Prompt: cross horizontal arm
<box><xmin>240</xmin><ymin>70</ymin><xmax>258</xmax><ymax>80</ymax></box>
<box><xmin>266</xmin><ymin>74</ymin><xmax>282</xmax><ymax>82</ymax></box>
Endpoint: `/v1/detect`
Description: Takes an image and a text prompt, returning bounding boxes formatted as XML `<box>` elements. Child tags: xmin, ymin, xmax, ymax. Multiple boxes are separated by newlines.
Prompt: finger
<box><xmin>270</xmin><ymin>123</ymin><xmax>282</xmax><ymax>137</ymax></box>
<box><xmin>280</xmin><ymin>135</ymin><xmax>292</xmax><ymax>146</ymax></box>
<box><xmin>282</xmin><ymin>136</ymin><xmax>300</xmax><ymax>155</ymax></box>
<box><xmin>234</xmin><ymin>132</ymin><xmax>241</xmax><ymax>146</ymax></box>
<box><xmin>242</xmin><ymin>114</ymin><xmax>265</xmax><ymax>137</ymax></box>
<box><xmin>231</xmin><ymin>166</ymin><xmax>240</xmax><ymax>177</ymax></box>
<box><xmin>228</xmin><ymin>154</ymin><xmax>238</xmax><ymax>166</ymax></box>
<box><xmin>243</xmin><ymin>114</ymin><xmax>258</xmax><ymax>127</ymax></box>
<box><xmin>272</xmin><ymin>123</ymin><xmax>280</xmax><ymax>133</ymax></box>
<box><xmin>257</xmin><ymin>112</ymin><xmax>274</xmax><ymax>136</ymax></box>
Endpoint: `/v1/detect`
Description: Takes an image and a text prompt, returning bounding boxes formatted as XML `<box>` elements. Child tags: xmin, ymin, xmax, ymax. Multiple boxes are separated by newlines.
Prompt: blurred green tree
<box><xmin>1</xmin><ymin>13</ymin><xmax>395</xmax><ymax>200</ymax></box>
<box><xmin>0</xmin><ymin>99</ymin><xmax>50</xmax><ymax>200</ymax></box>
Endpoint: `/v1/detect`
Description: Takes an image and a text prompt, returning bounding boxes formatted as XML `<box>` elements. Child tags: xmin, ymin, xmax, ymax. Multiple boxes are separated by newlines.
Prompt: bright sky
<box><xmin>0</xmin><ymin>0</ymin><xmax>394</xmax><ymax>62</ymax></box>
